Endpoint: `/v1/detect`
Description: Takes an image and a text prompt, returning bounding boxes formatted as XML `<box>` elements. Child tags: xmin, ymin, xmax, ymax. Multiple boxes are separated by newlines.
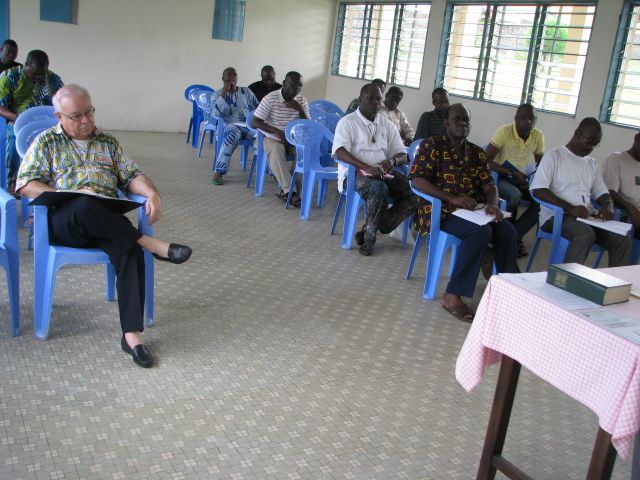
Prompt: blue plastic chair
<box><xmin>13</xmin><ymin>105</ymin><xmax>56</xmax><ymax>136</ymax></box>
<box><xmin>405</xmin><ymin>184</ymin><xmax>462</xmax><ymax>300</ymax></box>
<box><xmin>32</xmin><ymin>193</ymin><xmax>154</xmax><ymax>340</ymax></box>
<box><xmin>195</xmin><ymin>91</ymin><xmax>219</xmax><ymax>158</ymax></box>
<box><xmin>245</xmin><ymin>110</ymin><xmax>268</xmax><ymax>195</ymax></box>
<box><xmin>407</xmin><ymin>139</ymin><xmax>423</xmax><ymax>167</ymax></box>
<box><xmin>525</xmin><ymin>191</ymin><xmax>605</xmax><ymax>272</ymax></box>
<box><xmin>184</xmin><ymin>84</ymin><xmax>214</xmax><ymax>148</ymax></box>
<box><xmin>0</xmin><ymin>117</ymin><xmax>7</xmax><ymax>190</ymax></box>
<box><xmin>0</xmin><ymin>188</ymin><xmax>19</xmax><ymax>336</ymax></box>
<box><xmin>16</xmin><ymin>118</ymin><xmax>58</xmax><ymax>233</ymax></box>
<box><xmin>331</xmin><ymin>161</ymin><xmax>410</xmax><ymax>249</ymax></box>
<box><xmin>284</xmin><ymin>120</ymin><xmax>338</xmax><ymax>220</ymax></box>
<box><xmin>309</xmin><ymin>100</ymin><xmax>345</xmax><ymax>117</ymax></box>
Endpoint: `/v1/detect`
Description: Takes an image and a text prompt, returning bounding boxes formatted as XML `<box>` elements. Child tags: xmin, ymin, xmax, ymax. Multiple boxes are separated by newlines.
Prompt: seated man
<box><xmin>486</xmin><ymin>104</ymin><xmax>543</xmax><ymax>257</ymax></box>
<box><xmin>252</xmin><ymin>71</ymin><xmax>309</xmax><ymax>207</ymax></box>
<box><xmin>0</xmin><ymin>39</ymin><xmax>21</xmax><ymax>73</ymax></box>
<box><xmin>378</xmin><ymin>86</ymin><xmax>414</xmax><ymax>147</ymax></box>
<box><xmin>0</xmin><ymin>49</ymin><xmax>64</xmax><ymax>192</ymax></box>
<box><xmin>17</xmin><ymin>85</ymin><xmax>192</xmax><ymax>368</ymax></box>
<box><xmin>248</xmin><ymin>65</ymin><xmax>282</xmax><ymax>103</ymax></box>
<box><xmin>333</xmin><ymin>83</ymin><xmax>417</xmax><ymax>256</ymax></box>
<box><xmin>530</xmin><ymin>118</ymin><xmax>631</xmax><ymax>266</ymax></box>
<box><xmin>414</xmin><ymin>87</ymin><xmax>449</xmax><ymax>141</ymax></box>
<box><xmin>344</xmin><ymin>78</ymin><xmax>386</xmax><ymax>115</ymax></box>
<box><xmin>409</xmin><ymin>103</ymin><xmax>519</xmax><ymax>321</ymax></box>
<box><xmin>601</xmin><ymin>130</ymin><xmax>640</xmax><ymax>241</ymax></box>
<box><xmin>211</xmin><ymin>67</ymin><xmax>258</xmax><ymax>185</ymax></box>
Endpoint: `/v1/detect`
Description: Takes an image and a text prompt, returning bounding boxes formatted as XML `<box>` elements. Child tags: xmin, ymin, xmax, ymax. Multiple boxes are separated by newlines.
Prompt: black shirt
<box><xmin>0</xmin><ymin>60</ymin><xmax>21</xmax><ymax>74</ymax></box>
<box><xmin>248</xmin><ymin>81</ymin><xmax>282</xmax><ymax>102</ymax></box>
<box><xmin>414</xmin><ymin>110</ymin><xmax>446</xmax><ymax>141</ymax></box>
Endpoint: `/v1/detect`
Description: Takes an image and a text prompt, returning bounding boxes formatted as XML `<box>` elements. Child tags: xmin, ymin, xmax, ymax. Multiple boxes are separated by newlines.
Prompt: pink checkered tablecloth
<box><xmin>455</xmin><ymin>266</ymin><xmax>640</xmax><ymax>459</ymax></box>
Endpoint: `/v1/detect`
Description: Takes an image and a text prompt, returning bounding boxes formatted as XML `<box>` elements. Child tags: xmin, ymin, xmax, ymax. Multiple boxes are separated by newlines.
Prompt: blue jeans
<box><xmin>440</xmin><ymin>216</ymin><xmax>518</xmax><ymax>298</ymax></box>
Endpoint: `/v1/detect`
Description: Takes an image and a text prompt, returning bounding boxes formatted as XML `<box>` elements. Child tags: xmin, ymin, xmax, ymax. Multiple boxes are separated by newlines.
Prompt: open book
<box><xmin>29</xmin><ymin>190</ymin><xmax>143</xmax><ymax>214</ymax></box>
<box><xmin>577</xmin><ymin>217</ymin><xmax>632</xmax><ymax>236</ymax></box>
<box><xmin>452</xmin><ymin>204</ymin><xmax>511</xmax><ymax>225</ymax></box>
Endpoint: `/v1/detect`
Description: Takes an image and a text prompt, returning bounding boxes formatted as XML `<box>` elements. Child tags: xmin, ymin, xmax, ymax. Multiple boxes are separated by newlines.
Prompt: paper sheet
<box><xmin>579</xmin><ymin>309</ymin><xmax>640</xmax><ymax>345</ymax></box>
<box><xmin>577</xmin><ymin>217</ymin><xmax>632</xmax><ymax>236</ymax></box>
<box><xmin>452</xmin><ymin>208</ymin><xmax>511</xmax><ymax>226</ymax></box>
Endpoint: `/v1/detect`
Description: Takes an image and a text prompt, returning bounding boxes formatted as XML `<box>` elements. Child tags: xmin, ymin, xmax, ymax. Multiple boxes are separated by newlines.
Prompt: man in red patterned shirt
<box><xmin>409</xmin><ymin>103</ymin><xmax>518</xmax><ymax>321</ymax></box>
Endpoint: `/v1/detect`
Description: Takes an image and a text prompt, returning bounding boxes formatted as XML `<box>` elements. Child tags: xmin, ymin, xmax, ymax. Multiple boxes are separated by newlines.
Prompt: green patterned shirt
<box><xmin>0</xmin><ymin>66</ymin><xmax>64</xmax><ymax>117</ymax></box>
<box><xmin>16</xmin><ymin>124</ymin><xmax>142</xmax><ymax>198</ymax></box>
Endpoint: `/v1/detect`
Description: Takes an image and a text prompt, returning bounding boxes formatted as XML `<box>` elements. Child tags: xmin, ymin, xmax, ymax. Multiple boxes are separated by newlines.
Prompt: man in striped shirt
<box><xmin>414</xmin><ymin>87</ymin><xmax>449</xmax><ymax>142</ymax></box>
<box><xmin>252</xmin><ymin>71</ymin><xmax>310</xmax><ymax>207</ymax></box>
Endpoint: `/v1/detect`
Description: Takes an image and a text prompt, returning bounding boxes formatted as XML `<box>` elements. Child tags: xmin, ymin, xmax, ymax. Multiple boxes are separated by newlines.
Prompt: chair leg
<box><xmin>144</xmin><ymin>251</ymin><xmax>154</xmax><ymax>327</ymax></box>
<box><xmin>593</xmin><ymin>249</ymin><xmax>606</xmax><ymax>268</ymax></box>
<box><xmin>240</xmin><ymin>145</ymin><xmax>249</xmax><ymax>171</ymax></box>
<box><xmin>5</xmin><ymin>255</ymin><xmax>19</xmax><ymax>336</ymax></box>
<box><xmin>400</xmin><ymin>217</ymin><xmax>411</xmax><ymax>248</ymax></box>
<box><xmin>300</xmin><ymin>172</ymin><xmax>315</xmax><ymax>220</ymax></box>
<box><xmin>254</xmin><ymin>152</ymin><xmax>267</xmax><ymax>197</ymax></box>
<box><xmin>317</xmin><ymin>179</ymin><xmax>327</xmax><ymax>208</ymax></box>
<box><xmin>34</xmin><ymin>255</ymin><xmax>58</xmax><ymax>340</ymax></box>
<box><xmin>341</xmin><ymin>193</ymin><xmax>361</xmax><ymax>250</ymax></box>
<box><xmin>448</xmin><ymin>245</ymin><xmax>458</xmax><ymax>277</ymax></box>
<box><xmin>423</xmin><ymin>237</ymin><xmax>449</xmax><ymax>301</ymax></box>
<box><xmin>105</xmin><ymin>263</ymin><xmax>116</xmax><ymax>301</ymax></box>
<box><xmin>525</xmin><ymin>238</ymin><xmax>541</xmax><ymax>272</ymax></box>
<box><xmin>186</xmin><ymin>118</ymin><xmax>193</xmax><ymax>144</ymax></box>
<box><xmin>331</xmin><ymin>194</ymin><xmax>345</xmax><ymax>235</ymax></box>
<box><xmin>406</xmin><ymin>234</ymin><xmax>424</xmax><ymax>279</ymax></box>
<box><xmin>246</xmin><ymin>155</ymin><xmax>256</xmax><ymax>188</ymax></box>
<box><xmin>198</xmin><ymin>130</ymin><xmax>207</xmax><ymax>157</ymax></box>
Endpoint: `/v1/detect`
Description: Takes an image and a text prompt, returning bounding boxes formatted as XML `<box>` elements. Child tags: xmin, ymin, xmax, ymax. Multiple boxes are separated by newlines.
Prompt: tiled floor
<box><xmin>0</xmin><ymin>131</ymin><xmax>632</xmax><ymax>479</ymax></box>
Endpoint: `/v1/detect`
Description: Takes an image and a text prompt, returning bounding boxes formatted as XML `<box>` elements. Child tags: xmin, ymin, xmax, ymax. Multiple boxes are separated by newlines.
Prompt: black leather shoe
<box><xmin>355</xmin><ymin>225</ymin><xmax>366</xmax><ymax>246</ymax></box>
<box><xmin>121</xmin><ymin>336</ymin><xmax>154</xmax><ymax>368</ymax></box>
<box><xmin>153</xmin><ymin>243</ymin><xmax>192</xmax><ymax>264</ymax></box>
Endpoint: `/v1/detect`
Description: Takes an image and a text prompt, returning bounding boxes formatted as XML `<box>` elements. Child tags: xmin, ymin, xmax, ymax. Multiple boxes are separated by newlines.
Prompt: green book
<box><xmin>546</xmin><ymin>263</ymin><xmax>632</xmax><ymax>305</ymax></box>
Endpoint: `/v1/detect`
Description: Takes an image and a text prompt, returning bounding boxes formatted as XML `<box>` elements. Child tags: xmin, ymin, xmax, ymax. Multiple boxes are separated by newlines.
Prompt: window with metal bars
<box><xmin>602</xmin><ymin>1</ymin><xmax>640</xmax><ymax>128</ymax></box>
<box><xmin>331</xmin><ymin>2</ymin><xmax>431</xmax><ymax>88</ymax></box>
<box><xmin>437</xmin><ymin>2</ymin><xmax>595</xmax><ymax>115</ymax></box>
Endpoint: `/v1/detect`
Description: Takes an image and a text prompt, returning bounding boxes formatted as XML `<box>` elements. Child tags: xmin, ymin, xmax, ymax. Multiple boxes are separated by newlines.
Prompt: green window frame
<box><xmin>602</xmin><ymin>0</ymin><xmax>640</xmax><ymax>128</ymax></box>
<box><xmin>331</xmin><ymin>2</ymin><xmax>431</xmax><ymax>88</ymax></box>
<box><xmin>436</xmin><ymin>1</ymin><xmax>596</xmax><ymax>115</ymax></box>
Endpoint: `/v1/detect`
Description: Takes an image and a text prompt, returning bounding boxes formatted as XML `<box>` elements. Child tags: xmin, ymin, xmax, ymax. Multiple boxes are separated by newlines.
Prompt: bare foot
<box><xmin>442</xmin><ymin>293</ymin><xmax>474</xmax><ymax>322</ymax></box>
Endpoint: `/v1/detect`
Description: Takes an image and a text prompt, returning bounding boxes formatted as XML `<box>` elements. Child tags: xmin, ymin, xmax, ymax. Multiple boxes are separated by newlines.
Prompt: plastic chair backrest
<box><xmin>311</xmin><ymin>111</ymin><xmax>341</xmax><ymax>135</ymax></box>
<box><xmin>309</xmin><ymin>100</ymin><xmax>344</xmax><ymax>117</ymax></box>
<box><xmin>285</xmin><ymin>119</ymin><xmax>328</xmax><ymax>171</ymax></box>
<box><xmin>184</xmin><ymin>84</ymin><xmax>213</xmax><ymax>101</ymax></box>
<box><xmin>16</xmin><ymin>118</ymin><xmax>57</xmax><ymax>159</ymax></box>
<box><xmin>407</xmin><ymin>139</ymin><xmax>422</xmax><ymax>168</ymax></box>
<box><xmin>13</xmin><ymin>106</ymin><xmax>56</xmax><ymax>136</ymax></box>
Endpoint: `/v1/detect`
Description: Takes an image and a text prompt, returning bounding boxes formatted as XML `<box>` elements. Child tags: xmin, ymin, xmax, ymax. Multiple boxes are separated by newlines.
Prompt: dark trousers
<box><xmin>48</xmin><ymin>196</ymin><xmax>145</xmax><ymax>333</ymax></box>
<box><xmin>541</xmin><ymin>216</ymin><xmax>631</xmax><ymax>267</ymax></box>
<box><xmin>355</xmin><ymin>171</ymin><xmax>417</xmax><ymax>234</ymax></box>
<box><xmin>441</xmin><ymin>216</ymin><xmax>519</xmax><ymax>298</ymax></box>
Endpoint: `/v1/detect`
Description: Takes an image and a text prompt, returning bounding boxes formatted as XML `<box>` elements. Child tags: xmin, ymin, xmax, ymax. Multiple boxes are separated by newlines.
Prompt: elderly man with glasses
<box><xmin>16</xmin><ymin>84</ymin><xmax>192</xmax><ymax>369</ymax></box>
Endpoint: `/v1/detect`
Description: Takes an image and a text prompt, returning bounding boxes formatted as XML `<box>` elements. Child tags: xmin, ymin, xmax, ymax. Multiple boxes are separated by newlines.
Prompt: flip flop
<box><xmin>212</xmin><ymin>176</ymin><xmax>224</xmax><ymax>185</ymax></box>
<box><xmin>442</xmin><ymin>303</ymin><xmax>474</xmax><ymax>322</ymax></box>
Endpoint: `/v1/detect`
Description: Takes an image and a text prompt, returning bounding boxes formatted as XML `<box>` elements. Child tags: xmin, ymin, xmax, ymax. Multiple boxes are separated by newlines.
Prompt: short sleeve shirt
<box><xmin>253</xmin><ymin>89</ymin><xmax>310</xmax><ymax>131</ymax></box>
<box><xmin>408</xmin><ymin>136</ymin><xmax>493</xmax><ymax>235</ymax></box>
<box><xmin>16</xmin><ymin>124</ymin><xmax>142</xmax><ymax>198</ymax></box>
<box><xmin>0</xmin><ymin>66</ymin><xmax>64</xmax><ymax>119</ymax></box>
<box><xmin>490</xmin><ymin>123</ymin><xmax>544</xmax><ymax>171</ymax></box>
<box><xmin>601</xmin><ymin>151</ymin><xmax>640</xmax><ymax>210</ymax></box>
<box><xmin>331</xmin><ymin>109</ymin><xmax>407</xmax><ymax>192</ymax></box>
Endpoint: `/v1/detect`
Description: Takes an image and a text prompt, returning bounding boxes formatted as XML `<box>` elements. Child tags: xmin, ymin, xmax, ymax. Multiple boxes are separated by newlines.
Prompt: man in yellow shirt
<box><xmin>486</xmin><ymin>104</ymin><xmax>544</xmax><ymax>257</ymax></box>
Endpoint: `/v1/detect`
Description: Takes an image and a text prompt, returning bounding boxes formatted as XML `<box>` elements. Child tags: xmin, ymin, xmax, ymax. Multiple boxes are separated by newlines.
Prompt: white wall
<box><xmin>9</xmin><ymin>0</ymin><xmax>336</xmax><ymax>132</ymax></box>
<box><xmin>324</xmin><ymin>0</ymin><xmax>638</xmax><ymax>162</ymax></box>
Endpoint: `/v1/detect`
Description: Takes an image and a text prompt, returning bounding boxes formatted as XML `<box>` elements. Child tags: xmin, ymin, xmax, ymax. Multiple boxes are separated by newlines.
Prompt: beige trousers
<box><xmin>263</xmin><ymin>137</ymin><xmax>296</xmax><ymax>193</ymax></box>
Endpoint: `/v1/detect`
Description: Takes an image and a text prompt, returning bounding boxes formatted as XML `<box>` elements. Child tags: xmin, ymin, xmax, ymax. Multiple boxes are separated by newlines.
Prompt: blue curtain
<box><xmin>212</xmin><ymin>0</ymin><xmax>245</xmax><ymax>42</ymax></box>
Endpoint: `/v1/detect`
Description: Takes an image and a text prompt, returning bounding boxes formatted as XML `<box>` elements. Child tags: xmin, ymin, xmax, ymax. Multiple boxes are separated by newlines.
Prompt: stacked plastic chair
<box><xmin>195</xmin><ymin>91</ymin><xmax>219</xmax><ymax>158</ymax></box>
<box><xmin>309</xmin><ymin>100</ymin><xmax>345</xmax><ymax>117</ymax></box>
<box><xmin>284</xmin><ymin>119</ymin><xmax>338</xmax><ymax>220</ymax></box>
<box><xmin>13</xmin><ymin>105</ymin><xmax>56</xmax><ymax>136</ymax></box>
<box><xmin>184</xmin><ymin>84</ymin><xmax>214</xmax><ymax>148</ymax></box>
<box><xmin>0</xmin><ymin>188</ymin><xmax>19</xmax><ymax>336</ymax></box>
<box><xmin>0</xmin><ymin>117</ymin><xmax>6</xmax><ymax>190</ymax></box>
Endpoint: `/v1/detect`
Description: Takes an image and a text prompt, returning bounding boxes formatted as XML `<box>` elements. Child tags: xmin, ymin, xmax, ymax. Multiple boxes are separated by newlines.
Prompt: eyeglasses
<box><xmin>59</xmin><ymin>106</ymin><xmax>95</xmax><ymax>122</ymax></box>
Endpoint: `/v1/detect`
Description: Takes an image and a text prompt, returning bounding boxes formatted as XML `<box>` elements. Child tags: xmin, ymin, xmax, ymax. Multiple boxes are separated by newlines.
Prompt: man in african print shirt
<box><xmin>409</xmin><ymin>103</ymin><xmax>518</xmax><ymax>322</ymax></box>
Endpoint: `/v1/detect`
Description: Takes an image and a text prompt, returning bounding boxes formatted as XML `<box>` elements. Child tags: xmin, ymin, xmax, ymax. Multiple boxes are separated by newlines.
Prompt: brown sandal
<box><xmin>442</xmin><ymin>303</ymin><xmax>474</xmax><ymax>322</ymax></box>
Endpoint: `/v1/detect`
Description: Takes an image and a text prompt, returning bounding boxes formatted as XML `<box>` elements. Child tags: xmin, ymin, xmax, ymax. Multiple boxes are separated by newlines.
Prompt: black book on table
<box><xmin>29</xmin><ymin>191</ymin><xmax>143</xmax><ymax>215</ymax></box>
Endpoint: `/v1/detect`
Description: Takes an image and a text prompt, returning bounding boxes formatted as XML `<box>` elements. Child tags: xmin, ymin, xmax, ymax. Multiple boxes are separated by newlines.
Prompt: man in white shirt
<box><xmin>252</xmin><ymin>71</ymin><xmax>310</xmax><ymax>207</ymax></box>
<box><xmin>332</xmin><ymin>83</ymin><xmax>417</xmax><ymax>256</ymax></box>
<box><xmin>530</xmin><ymin>118</ymin><xmax>631</xmax><ymax>266</ymax></box>
<box><xmin>601</xmin><ymin>131</ymin><xmax>640</xmax><ymax>241</ymax></box>
<box><xmin>378</xmin><ymin>86</ymin><xmax>415</xmax><ymax>146</ymax></box>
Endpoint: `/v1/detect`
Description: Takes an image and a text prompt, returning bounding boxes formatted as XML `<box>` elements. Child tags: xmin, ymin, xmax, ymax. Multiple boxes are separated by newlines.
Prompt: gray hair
<box><xmin>52</xmin><ymin>84</ymin><xmax>91</xmax><ymax>112</ymax></box>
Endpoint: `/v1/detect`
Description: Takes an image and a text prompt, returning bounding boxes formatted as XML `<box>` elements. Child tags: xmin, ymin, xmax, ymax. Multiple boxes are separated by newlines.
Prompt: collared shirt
<box><xmin>379</xmin><ymin>106</ymin><xmax>414</xmax><ymax>142</ymax></box>
<box><xmin>489</xmin><ymin>123</ymin><xmax>545</xmax><ymax>172</ymax></box>
<box><xmin>16</xmin><ymin>123</ymin><xmax>142</xmax><ymax>198</ymax></box>
<box><xmin>601</xmin><ymin>151</ymin><xmax>640</xmax><ymax>210</ymax></box>
<box><xmin>0</xmin><ymin>59</ymin><xmax>21</xmax><ymax>74</ymax></box>
<box><xmin>211</xmin><ymin>86</ymin><xmax>258</xmax><ymax>124</ymax></box>
<box><xmin>409</xmin><ymin>135</ymin><xmax>493</xmax><ymax>234</ymax></box>
<box><xmin>529</xmin><ymin>145</ymin><xmax>609</xmax><ymax>227</ymax></box>
<box><xmin>0</xmin><ymin>66</ymin><xmax>64</xmax><ymax>119</ymax></box>
<box><xmin>253</xmin><ymin>89</ymin><xmax>310</xmax><ymax>131</ymax></box>
<box><xmin>331</xmin><ymin>109</ymin><xmax>406</xmax><ymax>193</ymax></box>
<box><xmin>248</xmin><ymin>81</ymin><xmax>282</xmax><ymax>102</ymax></box>
<box><xmin>414</xmin><ymin>110</ymin><xmax>446</xmax><ymax>141</ymax></box>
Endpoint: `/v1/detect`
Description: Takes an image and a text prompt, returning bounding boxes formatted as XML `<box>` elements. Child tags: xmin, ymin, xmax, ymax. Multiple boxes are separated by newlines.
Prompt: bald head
<box><xmin>53</xmin><ymin>84</ymin><xmax>91</xmax><ymax>112</ymax></box>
